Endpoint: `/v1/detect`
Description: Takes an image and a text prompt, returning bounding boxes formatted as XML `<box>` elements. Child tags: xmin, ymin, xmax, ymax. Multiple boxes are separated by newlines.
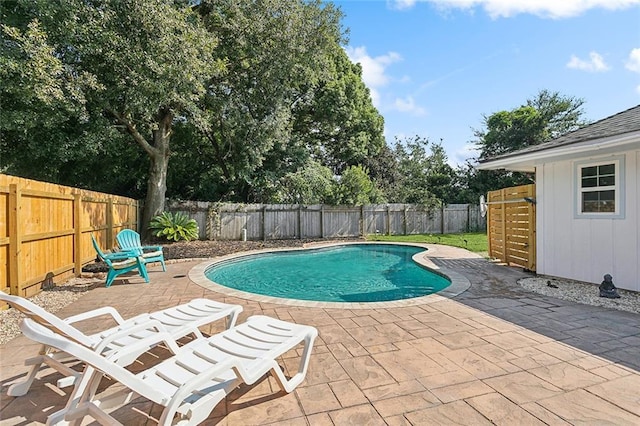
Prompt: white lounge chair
<box><xmin>20</xmin><ymin>314</ymin><xmax>318</xmax><ymax>426</ymax></box>
<box><xmin>0</xmin><ymin>291</ymin><xmax>242</xmax><ymax>397</ymax></box>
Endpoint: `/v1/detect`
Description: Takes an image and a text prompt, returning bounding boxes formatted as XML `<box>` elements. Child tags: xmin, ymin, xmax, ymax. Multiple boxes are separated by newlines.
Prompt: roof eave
<box><xmin>476</xmin><ymin>131</ymin><xmax>640</xmax><ymax>172</ymax></box>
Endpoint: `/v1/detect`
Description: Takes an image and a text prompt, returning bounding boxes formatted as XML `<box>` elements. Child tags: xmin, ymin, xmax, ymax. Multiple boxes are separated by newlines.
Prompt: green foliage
<box><xmin>334</xmin><ymin>165</ymin><xmax>386</xmax><ymax>205</ymax></box>
<box><xmin>1</xmin><ymin>0</ymin><xmax>388</xmax><ymax>209</ymax></box>
<box><xmin>476</xmin><ymin>90</ymin><xmax>587</xmax><ymax>160</ymax></box>
<box><xmin>527</xmin><ymin>89</ymin><xmax>587</xmax><ymax>140</ymax></box>
<box><xmin>195</xmin><ymin>0</ymin><xmax>347</xmax><ymax>201</ymax></box>
<box><xmin>0</xmin><ymin>19</ymin><xmax>97</xmax><ymax>130</ymax></box>
<box><xmin>367</xmin><ymin>233</ymin><xmax>488</xmax><ymax>254</ymax></box>
<box><xmin>293</xmin><ymin>47</ymin><xmax>385</xmax><ymax>175</ymax></box>
<box><xmin>149</xmin><ymin>212</ymin><xmax>199</xmax><ymax>242</ymax></box>
<box><xmin>478</xmin><ymin>106</ymin><xmax>545</xmax><ymax>158</ymax></box>
<box><xmin>0</xmin><ymin>17</ymin><xmax>110</xmax><ymax>184</ymax></box>
<box><xmin>385</xmin><ymin>136</ymin><xmax>457</xmax><ymax>208</ymax></box>
<box><xmin>456</xmin><ymin>89</ymin><xmax>588</xmax><ymax>202</ymax></box>
<box><xmin>1</xmin><ymin>0</ymin><xmax>225</xmax><ymax>235</ymax></box>
<box><xmin>272</xmin><ymin>160</ymin><xmax>336</xmax><ymax>204</ymax></box>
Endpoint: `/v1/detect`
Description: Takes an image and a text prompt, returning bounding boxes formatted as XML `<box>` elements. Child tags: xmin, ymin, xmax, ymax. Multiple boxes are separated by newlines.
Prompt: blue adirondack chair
<box><xmin>116</xmin><ymin>229</ymin><xmax>166</xmax><ymax>272</ymax></box>
<box><xmin>91</xmin><ymin>235</ymin><xmax>149</xmax><ymax>287</ymax></box>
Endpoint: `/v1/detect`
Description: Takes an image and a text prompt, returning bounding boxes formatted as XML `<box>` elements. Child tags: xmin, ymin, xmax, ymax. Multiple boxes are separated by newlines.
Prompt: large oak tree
<box><xmin>2</xmin><ymin>0</ymin><xmax>224</xmax><ymax>237</ymax></box>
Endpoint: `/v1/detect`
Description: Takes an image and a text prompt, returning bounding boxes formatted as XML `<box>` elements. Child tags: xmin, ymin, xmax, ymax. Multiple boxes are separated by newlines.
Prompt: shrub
<box><xmin>149</xmin><ymin>211</ymin><xmax>199</xmax><ymax>242</ymax></box>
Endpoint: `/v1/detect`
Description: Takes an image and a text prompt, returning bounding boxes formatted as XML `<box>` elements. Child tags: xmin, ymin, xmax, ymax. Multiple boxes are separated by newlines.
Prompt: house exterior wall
<box><xmin>536</xmin><ymin>148</ymin><xmax>640</xmax><ymax>291</ymax></box>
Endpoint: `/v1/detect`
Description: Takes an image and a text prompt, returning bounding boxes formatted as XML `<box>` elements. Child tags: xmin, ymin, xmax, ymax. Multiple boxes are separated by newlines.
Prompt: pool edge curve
<box><xmin>188</xmin><ymin>241</ymin><xmax>471</xmax><ymax>309</ymax></box>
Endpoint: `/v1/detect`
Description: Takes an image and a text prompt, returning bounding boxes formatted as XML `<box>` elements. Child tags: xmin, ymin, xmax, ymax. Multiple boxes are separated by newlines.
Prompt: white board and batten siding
<box><xmin>536</xmin><ymin>148</ymin><xmax>640</xmax><ymax>291</ymax></box>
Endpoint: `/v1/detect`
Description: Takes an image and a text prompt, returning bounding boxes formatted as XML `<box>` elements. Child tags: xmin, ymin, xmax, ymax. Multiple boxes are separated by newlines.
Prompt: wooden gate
<box><xmin>487</xmin><ymin>184</ymin><xmax>536</xmax><ymax>271</ymax></box>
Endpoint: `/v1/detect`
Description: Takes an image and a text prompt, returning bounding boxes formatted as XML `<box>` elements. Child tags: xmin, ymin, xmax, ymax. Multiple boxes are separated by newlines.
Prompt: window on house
<box><xmin>579</xmin><ymin>161</ymin><xmax>618</xmax><ymax>214</ymax></box>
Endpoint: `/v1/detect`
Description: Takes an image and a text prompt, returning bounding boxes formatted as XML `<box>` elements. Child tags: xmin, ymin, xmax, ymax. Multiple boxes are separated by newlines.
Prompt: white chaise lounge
<box><xmin>0</xmin><ymin>291</ymin><xmax>242</xmax><ymax>397</ymax></box>
<box><xmin>20</xmin><ymin>314</ymin><xmax>318</xmax><ymax>425</ymax></box>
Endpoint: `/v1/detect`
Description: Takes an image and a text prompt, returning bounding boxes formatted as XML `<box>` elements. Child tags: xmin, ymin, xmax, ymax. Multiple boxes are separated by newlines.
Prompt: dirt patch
<box><xmin>161</xmin><ymin>239</ymin><xmax>348</xmax><ymax>259</ymax></box>
<box><xmin>82</xmin><ymin>238</ymin><xmax>364</xmax><ymax>272</ymax></box>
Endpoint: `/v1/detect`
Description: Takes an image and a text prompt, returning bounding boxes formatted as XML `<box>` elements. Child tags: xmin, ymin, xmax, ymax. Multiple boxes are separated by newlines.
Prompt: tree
<box><xmin>2</xmin><ymin>0</ymin><xmax>224</xmax><ymax>237</ymax></box>
<box><xmin>462</xmin><ymin>89</ymin><xmax>588</xmax><ymax>201</ymax></box>
<box><xmin>334</xmin><ymin>165</ymin><xmax>385</xmax><ymax>205</ymax></box>
<box><xmin>271</xmin><ymin>160</ymin><xmax>336</xmax><ymax>204</ymax></box>
<box><xmin>476</xmin><ymin>106</ymin><xmax>545</xmax><ymax>158</ymax></box>
<box><xmin>0</xmin><ymin>18</ymin><xmax>114</xmax><ymax>186</ymax></box>
<box><xmin>2</xmin><ymin>0</ymin><xmax>388</xmax><ymax>212</ymax></box>
<box><xmin>195</xmin><ymin>0</ymin><xmax>345</xmax><ymax>201</ymax></box>
<box><xmin>387</xmin><ymin>136</ymin><xmax>456</xmax><ymax>207</ymax></box>
<box><xmin>424</xmin><ymin>143</ymin><xmax>457</xmax><ymax>203</ymax></box>
<box><xmin>362</xmin><ymin>143</ymin><xmax>401</xmax><ymax>201</ymax></box>
<box><xmin>293</xmin><ymin>47</ymin><xmax>385</xmax><ymax>175</ymax></box>
<box><xmin>476</xmin><ymin>90</ymin><xmax>587</xmax><ymax>159</ymax></box>
<box><xmin>527</xmin><ymin>89</ymin><xmax>587</xmax><ymax>139</ymax></box>
<box><xmin>453</xmin><ymin>159</ymin><xmax>533</xmax><ymax>204</ymax></box>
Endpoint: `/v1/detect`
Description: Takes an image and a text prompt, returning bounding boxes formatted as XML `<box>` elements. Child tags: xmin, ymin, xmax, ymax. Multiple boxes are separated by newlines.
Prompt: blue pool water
<box><xmin>205</xmin><ymin>244</ymin><xmax>450</xmax><ymax>303</ymax></box>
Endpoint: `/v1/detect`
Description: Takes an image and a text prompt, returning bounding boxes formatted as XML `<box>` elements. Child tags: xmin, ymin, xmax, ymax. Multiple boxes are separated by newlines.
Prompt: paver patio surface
<box><xmin>1</xmin><ymin>244</ymin><xmax>639</xmax><ymax>425</ymax></box>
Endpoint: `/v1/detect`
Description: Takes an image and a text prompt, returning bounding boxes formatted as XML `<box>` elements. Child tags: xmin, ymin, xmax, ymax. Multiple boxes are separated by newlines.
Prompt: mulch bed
<box><xmin>83</xmin><ymin>238</ymin><xmax>363</xmax><ymax>272</ymax></box>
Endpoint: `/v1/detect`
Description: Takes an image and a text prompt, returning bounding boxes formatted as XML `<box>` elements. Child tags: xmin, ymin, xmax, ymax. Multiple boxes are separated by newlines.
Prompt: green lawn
<box><xmin>366</xmin><ymin>232</ymin><xmax>488</xmax><ymax>254</ymax></box>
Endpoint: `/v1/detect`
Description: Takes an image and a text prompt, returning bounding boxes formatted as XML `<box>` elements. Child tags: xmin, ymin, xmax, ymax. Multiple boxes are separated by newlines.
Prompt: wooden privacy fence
<box><xmin>0</xmin><ymin>174</ymin><xmax>138</xmax><ymax>300</ymax></box>
<box><xmin>167</xmin><ymin>202</ymin><xmax>485</xmax><ymax>241</ymax></box>
<box><xmin>487</xmin><ymin>184</ymin><xmax>536</xmax><ymax>271</ymax></box>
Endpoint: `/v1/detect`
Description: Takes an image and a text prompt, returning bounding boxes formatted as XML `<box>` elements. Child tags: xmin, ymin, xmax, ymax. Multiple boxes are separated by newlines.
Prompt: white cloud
<box><xmin>345</xmin><ymin>46</ymin><xmax>402</xmax><ymax>87</ymax></box>
<box><xmin>387</xmin><ymin>0</ymin><xmax>417</xmax><ymax>10</ymax></box>
<box><xmin>345</xmin><ymin>46</ymin><xmax>402</xmax><ymax>108</ymax></box>
<box><xmin>625</xmin><ymin>48</ymin><xmax>640</xmax><ymax>73</ymax></box>
<box><xmin>425</xmin><ymin>0</ymin><xmax>640</xmax><ymax>19</ymax></box>
<box><xmin>393</xmin><ymin>96</ymin><xmax>427</xmax><ymax>116</ymax></box>
<box><xmin>452</xmin><ymin>143</ymin><xmax>480</xmax><ymax>167</ymax></box>
<box><xmin>345</xmin><ymin>46</ymin><xmax>428</xmax><ymax>116</ymax></box>
<box><xmin>566</xmin><ymin>51</ymin><xmax>610</xmax><ymax>72</ymax></box>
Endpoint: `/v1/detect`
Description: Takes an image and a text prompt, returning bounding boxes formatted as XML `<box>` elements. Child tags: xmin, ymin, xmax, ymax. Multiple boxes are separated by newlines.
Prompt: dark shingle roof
<box><xmin>479</xmin><ymin>104</ymin><xmax>640</xmax><ymax>163</ymax></box>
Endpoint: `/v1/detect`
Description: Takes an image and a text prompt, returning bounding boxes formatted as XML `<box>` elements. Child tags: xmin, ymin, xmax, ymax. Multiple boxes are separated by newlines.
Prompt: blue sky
<box><xmin>334</xmin><ymin>0</ymin><xmax>640</xmax><ymax>165</ymax></box>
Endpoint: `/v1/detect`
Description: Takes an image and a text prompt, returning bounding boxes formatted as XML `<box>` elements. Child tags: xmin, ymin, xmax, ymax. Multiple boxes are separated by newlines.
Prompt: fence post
<box><xmin>298</xmin><ymin>205</ymin><xmax>302</xmax><ymax>239</ymax></box>
<box><xmin>262</xmin><ymin>205</ymin><xmax>267</xmax><ymax>241</ymax></box>
<box><xmin>136</xmin><ymin>200</ymin><xmax>140</xmax><ymax>232</ymax></box>
<box><xmin>106</xmin><ymin>198</ymin><xmax>114</xmax><ymax>248</ymax></box>
<box><xmin>527</xmin><ymin>185</ymin><xmax>536</xmax><ymax>271</ymax></box>
<box><xmin>320</xmin><ymin>205</ymin><xmax>324</xmax><ymax>238</ymax></box>
<box><xmin>441</xmin><ymin>204</ymin><xmax>445</xmax><ymax>234</ymax></box>
<box><xmin>8</xmin><ymin>184</ymin><xmax>22</xmax><ymax>296</ymax></box>
<box><xmin>500</xmin><ymin>189</ymin><xmax>508</xmax><ymax>264</ymax></box>
<box><xmin>487</xmin><ymin>193</ymin><xmax>493</xmax><ymax>257</ymax></box>
<box><xmin>386</xmin><ymin>205</ymin><xmax>391</xmax><ymax>235</ymax></box>
<box><xmin>360</xmin><ymin>205</ymin><xmax>365</xmax><ymax>236</ymax></box>
<box><xmin>74</xmin><ymin>194</ymin><xmax>82</xmax><ymax>276</ymax></box>
<box><xmin>403</xmin><ymin>205</ymin><xmax>408</xmax><ymax>235</ymax></box>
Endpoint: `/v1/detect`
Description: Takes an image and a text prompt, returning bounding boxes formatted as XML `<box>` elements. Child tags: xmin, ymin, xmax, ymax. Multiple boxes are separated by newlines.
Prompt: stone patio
<box><xmin>1</xmin><ymin>244</ymin><xmax>639</xmax><ymax>425</ymax></box>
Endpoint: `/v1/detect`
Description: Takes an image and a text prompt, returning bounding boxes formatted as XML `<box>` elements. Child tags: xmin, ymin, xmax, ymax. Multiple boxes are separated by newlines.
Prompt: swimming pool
<box><xmin>204</xmin><ymin>244</ymin><xmax>451</xmax><ymax>303</ymax></box>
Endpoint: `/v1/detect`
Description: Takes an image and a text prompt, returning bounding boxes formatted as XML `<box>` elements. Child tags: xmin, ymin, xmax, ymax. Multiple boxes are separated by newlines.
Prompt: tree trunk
<box><xmin>106</xmin><ymin>108</ymin><xmax>173</xmax><ymax>241</ymax></box>
<box><xmin>141</xmin><ymin>115</ymin><xmax>172</xmax><ymax>240</ymax></box>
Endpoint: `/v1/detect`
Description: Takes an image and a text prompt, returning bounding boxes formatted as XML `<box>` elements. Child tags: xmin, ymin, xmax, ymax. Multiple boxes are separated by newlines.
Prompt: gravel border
<box><xmin>0</xmin><ymin>277</ymin><xmax>104</xmax><ymax>345</ymax></box>
<box><xmin>518</xmin><ymin>276</ymin><xmax>640</xmax><ymax>314</ymax></box>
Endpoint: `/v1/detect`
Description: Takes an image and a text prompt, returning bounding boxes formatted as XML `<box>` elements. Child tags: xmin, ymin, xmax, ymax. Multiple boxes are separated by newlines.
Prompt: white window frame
<box><xmin>574</xmin><ymin>156</ymin><xmax>625</xmax><ymax>219</ymax></box>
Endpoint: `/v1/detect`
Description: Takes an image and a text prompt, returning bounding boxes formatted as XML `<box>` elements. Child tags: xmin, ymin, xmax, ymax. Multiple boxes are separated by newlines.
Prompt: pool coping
<box><xmin>188</xmin><ymin>241</ymin><xmax>471</xmax><ymax>309</ymax></box>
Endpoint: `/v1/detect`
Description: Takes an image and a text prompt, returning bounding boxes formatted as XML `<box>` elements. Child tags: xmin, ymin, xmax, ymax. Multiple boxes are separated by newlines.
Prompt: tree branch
<box><xmin>106</xmin><ymin>108</ymin><xmax>157</xmax><ymax>157</ymax></box>
<box><xmin>204</xmin><ymin>127</ymin><xmax>231</xmax><ymax>181</ymax></box>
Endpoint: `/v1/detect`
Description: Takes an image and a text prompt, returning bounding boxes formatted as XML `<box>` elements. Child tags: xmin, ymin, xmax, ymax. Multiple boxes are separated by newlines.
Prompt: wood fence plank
<box><xmin>9</xmin><ymin>184</ymin><xmax>21</xmax><ymax>296</ymax></box>
<box><xmin>1</xmin><ymin>174</ymin><xmax>138</xmax><ymax>298</ymax></box>
<box><xmin>487</xmin><ymin>184</ymin><xmax>536</xmax><ymax>271</ymax></box>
